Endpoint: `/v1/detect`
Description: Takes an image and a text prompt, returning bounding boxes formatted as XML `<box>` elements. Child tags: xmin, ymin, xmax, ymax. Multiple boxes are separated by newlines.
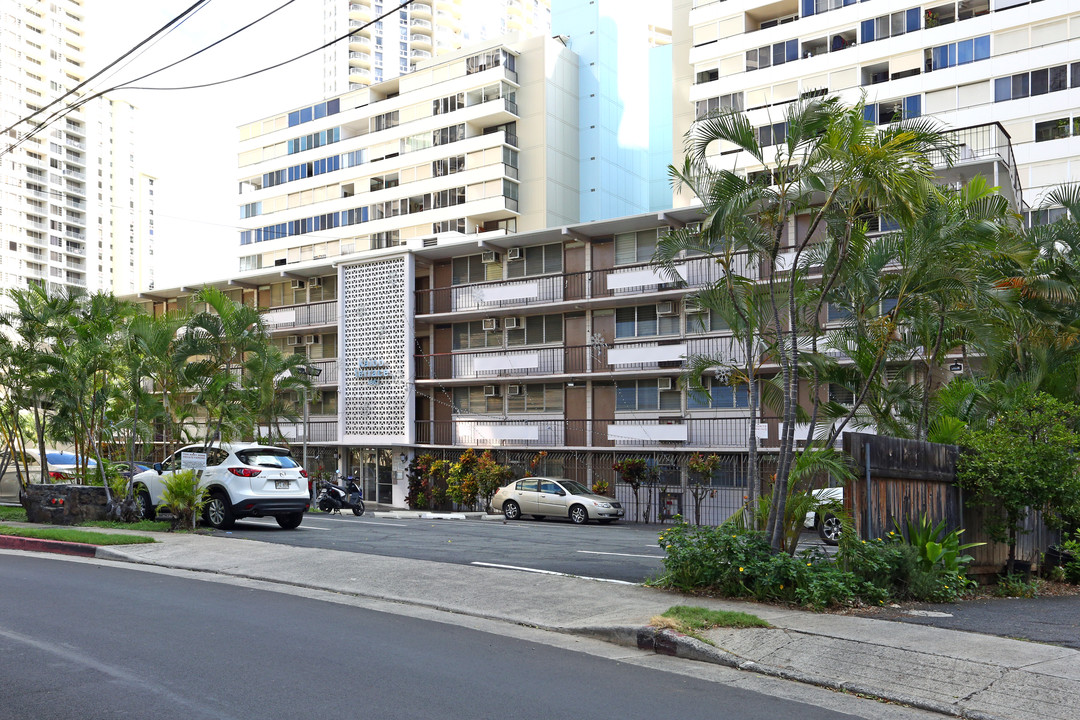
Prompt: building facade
<box><xmin>0</xmin><ymin>0</ymin><xmax>152</xmax><ymax>303</ymax></box>
<box><xmin>321</xmin><ymin>0</ymin><xmax>552</xmax><ymax>96</ymax></box>
<box><xmin>675</xmin><ymin>0</ymin><xmax>1077</xmax><ymax>213</ymax></box>
<box><xmin>236</xmin><ymin>35</ymin><xmax>579</xmax><ymax>274</ymax></box>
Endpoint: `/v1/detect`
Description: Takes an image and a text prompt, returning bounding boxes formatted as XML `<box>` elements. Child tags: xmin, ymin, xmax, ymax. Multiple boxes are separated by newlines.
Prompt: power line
<box><xmin>0</xmin><ymin>0</ymin><xmax>211</xmax><ymax>141</ymax></box>
<box><xmin>120</xmin><ymin>0</ymin><xmax>417</xmax><ymax>92</ymax></box>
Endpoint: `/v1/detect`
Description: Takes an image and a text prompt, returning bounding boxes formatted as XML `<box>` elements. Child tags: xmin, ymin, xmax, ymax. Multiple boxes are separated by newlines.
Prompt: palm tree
<box><xmin>666</xmin><ymin>96</ymin><xmax>955</xmax><ymax>551</ymax></box>
<box><xmin>175</xmin><ymin>287</ymin><xmax>268</xmax><ymax>448</ymax></box>
<box><xmin>242</xmin><ymin>343</ymin><xmax>312</xmax><ymax>444</ymax></box>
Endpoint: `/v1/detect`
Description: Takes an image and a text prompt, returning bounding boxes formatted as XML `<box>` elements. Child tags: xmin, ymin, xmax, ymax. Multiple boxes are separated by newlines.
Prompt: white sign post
<box><xmin>181</xmin><ymin>452</ymin><xmax>207</xmax><ymax>470</ymax></box>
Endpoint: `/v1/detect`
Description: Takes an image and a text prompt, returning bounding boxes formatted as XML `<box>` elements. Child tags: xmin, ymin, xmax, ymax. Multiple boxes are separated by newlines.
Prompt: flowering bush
<box><xmin>446</xmin><ymin>449</ymin><xmax>480</xmax><ymax>508</ymax></box>
<box><xmin>475</xmin><ymin>450</ymin><xmax>513</xmax><ymax>512</ymax></box>
<box><xmin>591</xmin><ymin>479</ymin><xmax>611</xmax><ymax>496</ymax></box>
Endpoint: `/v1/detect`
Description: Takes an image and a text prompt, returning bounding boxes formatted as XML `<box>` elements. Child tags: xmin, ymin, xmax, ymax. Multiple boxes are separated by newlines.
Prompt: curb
<box><xmin>0</xmin><ymin>534</ymin><xmax>99</xmax><ymax>558</ymax></box>
<box><xmin>571</xmin><ymin>626</ymin><xmax>1009</xmax><ymax>720</ymax></box>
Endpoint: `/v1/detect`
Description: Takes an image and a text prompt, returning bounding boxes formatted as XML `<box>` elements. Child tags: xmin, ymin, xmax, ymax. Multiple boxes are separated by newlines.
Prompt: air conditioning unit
<box><xmin>308</xmin><ymin>277</ymin><xmax>322</xmax><ymax>288</ymax></box>
<box><xmin>657</xmin><ymin>377</ymin><xmax>674</xmax><ymax>391</ymax></box>
<box><xmin>504</xmin><ymin>317</ymin><xmax>522</xmax><ymax>329</ymax></box>
<box><xmin>482</xmin><ymin>317</ymin><xmax>499</xmax><ymax>331</ymax></box>
<box><xmin>507</xmin><ymin>247</ymin><xmax>523</xmax><ymax>261</ymax></box>
<box><xmin>287</xmin><ymin>335</ymin><xmax>301</xmax><ymax>346</ymax></box>
<box><xmin>481</xmin><ymin>250</ymin><xmax>500</xmax><ymax>264</ymax></box>
<box><xmin>507</xmin><ymin>384</ymin><xmax>522</xmax><ymax>396</ymax></box>
<box><xmin>656</xmin><ymin>301</ymin><xmax>677</xmax><ymax>316</ymax></box>
<box><xmin>483</xmin><ymin>384</ymin><xmax>501</xmax><ymax>397</ymax></box>
<box><xmin>304</xmin><ymin>334</ymin><xmax>320</xmax><ymax>345</ymax></box>
<box><xmin>290</xmin><ymin>279</ymin><xmax>306</xmax><ymax>290</ymax></box>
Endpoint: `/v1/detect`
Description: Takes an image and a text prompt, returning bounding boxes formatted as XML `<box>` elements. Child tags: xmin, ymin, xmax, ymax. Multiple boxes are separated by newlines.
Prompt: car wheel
<box><xmin>503</xmin><ymin>500</ymin><xmax>520</xmax><ymax>520</ymax></box>
<box><xmin>532</xmin><ymin>515</ymin><xmax>545</xmax><ymax>521</ymax></box>
<box><xmin>276</xmin><ymin>512</ymin><xmax>303</xmax><ymax>530</ymax></box>
<box><xmin>136</xmin><ymin>487</ymin><xmax>156</xmax><ymax>521</ymax></box>
<box><xmin>569</xmin><ymin>504</ymin><xmax>588</xmax><ymax>525</ymax></box>
<box><xmin>818</xmin><ymin>513</ymin><xmax>842</xmax><ymax>545</ymax></box>
<box><xmin>203</xmin><ymin>491</ymin><xmax>235</xmax><ymax>530</ymax></box>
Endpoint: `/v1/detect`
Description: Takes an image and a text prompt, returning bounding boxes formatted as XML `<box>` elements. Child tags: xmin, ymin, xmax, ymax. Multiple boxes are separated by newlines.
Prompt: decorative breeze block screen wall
<box><xmin>342</xmin><ymin>257</ymin><xmax>409</xmax><ymax>440</ymax></box>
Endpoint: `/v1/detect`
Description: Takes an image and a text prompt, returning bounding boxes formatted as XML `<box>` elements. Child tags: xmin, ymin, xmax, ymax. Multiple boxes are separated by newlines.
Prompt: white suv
<box><xmin>132</xmin><ymin>444</ymin><xmax>310</xmax><ymax>530</ymax></box>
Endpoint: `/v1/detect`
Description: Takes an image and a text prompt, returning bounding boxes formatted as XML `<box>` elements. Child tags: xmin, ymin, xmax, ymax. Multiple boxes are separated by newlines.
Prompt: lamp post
<box><xmin>293</xmin><ymin>364</ymin><xmax>322</xmax><ymax>504</ymax></box>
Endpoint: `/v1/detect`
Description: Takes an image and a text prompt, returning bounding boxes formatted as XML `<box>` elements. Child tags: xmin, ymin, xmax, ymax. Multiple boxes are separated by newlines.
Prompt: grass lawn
<box><xmin>652</xmin><ymin>605</ymin><xmax>771</xmax><ymax>641</ymax></box>
<box><xmin>81</xmin><ymin>519</ymin><xmax>172</xmax><ymax>532</ymax></box>
<box><xmin>0</xmin><ymin>523</ymin><xmax>155</xmax><ymax>546</ymax></box>
<box><xmin>0</xmin><ymin>506</ymin><xmax>27</xmax><ymax>522</ymax></box>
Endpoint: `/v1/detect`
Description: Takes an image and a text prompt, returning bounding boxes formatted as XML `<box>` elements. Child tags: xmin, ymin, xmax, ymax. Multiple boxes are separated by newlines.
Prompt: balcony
<box><xmin>415</xmin><ymin>335</ymin><xmax>744</xmax><ymax>381</ymax></box>
<box><xmin>409</xmin><ymin>49</ymin><xmax>433</xmax><ymax>60</ymax></box>
<box><xmin>63</xmin><ymin>167</ymin><xmax>85</xmax><ymax>180</ymax></box>
<box><xmin>414</xmin><ymin>417</ymin><xmax>754</xmax><ymax>449</ymax></box>
<box><xmin>65</xmin><ymin>243</ymin><xmax>85</xmax><ymax>256</ymax></box>
<box><xmin>268</xmin><ymin>418</ymin><xmax>338</xmax><ymax>443</ymax></box>
<box><xmin>65</xmin><ymin>137</ymin><xmax>85</xmax><ymax>150</ymax></box>
<box><xmin>931</xmin><ymin>122</ymin><xmax>1023</xmax><ymax>209</ymax></box>
<box><xmin>410</xmin><ymin>34</ymin><xmax>433</xmax><ymax>50</ymax></box>
<box><xmin>415</xmin><ymin>255</ymin><xmax>752</xmax><ymax>316</ymax></box>
<box><xmin>411</xmin><ymin>2</ymin><xmax>432</xmax><ymax>17</ymax></box>
<box><xmin>65</xmin><ymin>229</ymin><xmax>85</xmax><ymax>240</ymax></box>
<box><xmin>410</xmin><ymin>17</ymin><xmax>433</xmax><ymax>31</ymax></box>
<box><xmin>349</xmin><ymin>51</ymin><xmax>372</xmax><ymax>68</ymax></box>
<box><xmin>261</xmin><ymin>300</ymin><xmax>338</xmax><ymax>331</ymax></box>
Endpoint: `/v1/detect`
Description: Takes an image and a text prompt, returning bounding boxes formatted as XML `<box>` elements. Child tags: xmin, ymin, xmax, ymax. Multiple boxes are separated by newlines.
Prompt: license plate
<box><xmin>275</xmin><ymin>480</ymin><xmax>290</xmax><ymax>489</ymax></box>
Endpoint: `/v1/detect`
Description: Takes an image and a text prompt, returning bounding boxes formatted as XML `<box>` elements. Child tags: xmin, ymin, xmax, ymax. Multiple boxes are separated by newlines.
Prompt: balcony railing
<box><xmin>262</xmin><ymin>300</ymin><xmax>338</xmax><ymax>330</ymax></box>
<box><xmin>416</xmin><ymin>255</ymin><xmax>755</xmax><ymax>315</ymax></box>
<box><xmin>932</xmin><ymin>122</ymin><xmax>1023</xmax><ymax>208</ymax></box>
<box><xmin>414</xmin><ymin>417</ymin><xmax>756</xmax><ymax>449</ymax></box>
<box><xmin>415</xmin><ymin>336</ymin><xmax>744</xmax><ymax>380</ymax></box>
<box><xmin>270</xmin><ymin>418</ymin><xmax>338</xmax><ymax>443</ymax></box>
<box><xmin>308</xmin><ymin>357</ymin><xmax>339</xmax><ymax>384</ymax></box>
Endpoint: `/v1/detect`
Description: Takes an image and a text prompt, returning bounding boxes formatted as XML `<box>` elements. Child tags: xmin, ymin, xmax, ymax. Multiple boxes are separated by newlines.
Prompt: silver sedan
<box><xmin>491</xmin><ymin>477</ymin><xmax>624</xmax><ymax>524</ymax></box>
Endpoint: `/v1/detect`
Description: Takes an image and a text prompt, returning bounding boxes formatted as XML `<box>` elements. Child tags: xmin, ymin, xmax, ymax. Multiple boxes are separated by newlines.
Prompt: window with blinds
<box><xmin>506</xmin><ymin>242</ymin><xmax>562</xmax><ymax>278</ymax></box>
<box><xmin>614</xmin><ymin>229</ymin><xmax>658</xmax><ymax>265</ymax></box>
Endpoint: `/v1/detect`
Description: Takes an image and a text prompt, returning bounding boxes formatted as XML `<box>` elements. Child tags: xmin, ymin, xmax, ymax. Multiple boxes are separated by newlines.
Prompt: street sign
<box><xmin>181</xmin><ymin>452</ymin><xmax>207</xmax><ymax>470</ymax></box>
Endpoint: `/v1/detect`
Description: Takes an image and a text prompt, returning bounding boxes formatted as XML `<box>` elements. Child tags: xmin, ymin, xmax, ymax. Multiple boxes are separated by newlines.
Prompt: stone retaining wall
<box><xmin>21</xmin><ymin>484</ymin><xmax>109</xmax><ymax>525</ymax></box>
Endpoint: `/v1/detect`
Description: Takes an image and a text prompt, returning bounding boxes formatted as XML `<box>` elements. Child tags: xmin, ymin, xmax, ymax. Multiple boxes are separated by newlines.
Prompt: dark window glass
<box><xmin>1035</xmin><ymin>119</ymin><xmax>1070</xmax><ymax>143</ymax></box>
<box><xmin>1031</xmin><ymin>68</ymin><xmax>1048</xmax><ymax>96</ymax></box>
<box><xmin>1011</xmin><ymin>73</ymin><xmax>1029</xmax><ymax>99</ymax></box>
<box><xmin>957</xmin><ymin>39</ymin><xmax>973</xmax><ymax>65</ymax></box>
<box><xmin>994</xmin><ymin>77</ymin><xmax>1011</xmax><ymax>102</ymax></box>
<box><xmin>1049</xmin><ymin>65</ymin><xmax>1067</xmax><ymax>92</ymax></box>
<box><xmin>906</xmin><ymin>7</ymin><xmax>920</xmax><ymax>31</ymax></box>
<box><xmin>974</xmin><ymin>35</ymin><xmax>989</xmax><ymax>61</ymax></box>
<box><xmin>1072</xmin><ymin>62</ymin><xmax>1080</xmax><ymax>88</ymax></box>
<box><xmin>861</xmin><ymin>19</ymin><xmax>874</xmax><ymax>43</ymax></box>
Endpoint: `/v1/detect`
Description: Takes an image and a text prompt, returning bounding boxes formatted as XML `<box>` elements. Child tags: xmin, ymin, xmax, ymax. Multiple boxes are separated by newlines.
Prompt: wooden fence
<box><xmin>843</xmin><ymin>433</ymin><xmax>1057</xmax><ymax>577</ymax></box>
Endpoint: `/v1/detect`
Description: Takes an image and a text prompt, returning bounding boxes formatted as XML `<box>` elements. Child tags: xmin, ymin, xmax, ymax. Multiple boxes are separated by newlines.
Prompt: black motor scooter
<box><xmin>317</xmin><ymin>477</ymin><xmax>365</xmax><ymax>516</ymax></box>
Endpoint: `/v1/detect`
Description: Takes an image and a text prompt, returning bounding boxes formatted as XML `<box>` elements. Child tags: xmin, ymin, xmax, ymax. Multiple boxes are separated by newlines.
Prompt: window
<box><xmin>925</xmin><ymin>35</ymin><xmax>989</xmax><ymax>72</ymax></box>
<box><xmin>827</xmin><ymin>302</ymin><xmax>852</xmax><ymax>322</ymax></box>
<box><xmin>1035</xmin><ymin>118</ymin><xmax>1070</xmax><ymax>143</ymax></box>
<box><xmin>616</xmin><ymin>380</ymin><xmax>681</xmax><ymax>411</ymax></box>
<box><xmin>614</xmin><ymin>229</ymin><xmax>657</xmax><ymax>265</ymax></box>
<box><xmin>615</xmin><ymin>304</ymin><xmax>680</xmax><ymax>338</ymax></box>
<box><xmin>757</xmin><ymin>121</ymin><xmax>787</xmax><ymax>147</ymax></box>
<box><xmin>452</xmin><ymin>320</ymin><xmax>503</xmax><ymax>350</ymax></box>
<box><xmin>506</xmin><ymin>383</ymin><xmax>563</xmax><ymax>413</ymax></box>
<box><xmin>507</xmin><ymin>243</ymin><xmax>562</xmax><ymax>278</ymax></box>
<box><xmin>996</xmin><ymin>63</ymin><xmax>1075</xmax><ymax>102</ymax></box>
<box><xmin>685</xmin><ymin>308</ymin><xmax>729</xmax><ymax>334</ymax></box>
<box><xmin>433</xmin><ymin>124</ymin><xmax>465</xmax><ymax>146</ymax></box>
<box><xmin>433</xmin><ymin>92</ymin><xmax>464</xmax><ymax>115</ymax></box>
<box><xmin>829</xmin><ymin>383</ymin><xmax>856</xmax><ymax>405</ymax></box>
<box><xmin>369</xmin><ymin>172</ymin><xmax>399</xmax><ymax>192</ymax></box>
<box><xmin>695</xmin><ymin>68</ymin><xmax>718</xmax><ymax>84</ymax></box>
<box><xmin>746</xmin><ymin>40</ymin><xmax>797</xmax><ymax>72</ymax></box>
<box><xmin>507</xmin><ymin>314</ymin><xmax>563</xmax><ymax>346</ymax></box>
<box><xmin>861</xmin><ymin>9</ymin><xmax>920</xmax><ymax>43</ymax></box>
<box><xmin>695</xmin><ymin>93</ymin><xmax>743</xmax><ymax>120</ymax></box>
<box><xmin>452</xmin><ymin>254</ymin><xmax>493</xmax><ymax>285</ymax></box>
<box><xmin>864</xmin><ymin>95</ymin><xmax>921</xmax><ymax>124</ymax></box>
<box><xmin>688</xmin><ymin>380</ymin><xmax>751</xmax><ymax>410</ymax></box>
<box><xmin>371</xmin><ymin>110</ymin><xmax>399</xmax><ymax>132</ymax></box>
<box><xmin>452</xmin><ymin>386</ymin><xmax>502</xmax><ymax>414</ymax></box>
<box><xmin>432</xmin><ymin>155</ymin><xmax>465</xmax><ymax>176</ymax></box>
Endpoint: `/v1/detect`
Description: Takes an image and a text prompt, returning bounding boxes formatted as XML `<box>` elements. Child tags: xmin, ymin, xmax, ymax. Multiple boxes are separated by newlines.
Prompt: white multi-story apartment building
<box><xmin>321</xmin><ymin>0</ymin><xmax>551</xmax><ymax>95</ymax></box>
<box><xmin>675</xmin><ymin>0</ymin><xmax>1078</xmax><ymax>215</ymax></box>
<box><xmin>0</xmin><ymin>0</ymin><xmax>152</xmax><ymax>301</ymax></box>
<box><xmin>237</xmin><ymin>34</ymin><xmax>579</xmax><ymax>273</ymax></box>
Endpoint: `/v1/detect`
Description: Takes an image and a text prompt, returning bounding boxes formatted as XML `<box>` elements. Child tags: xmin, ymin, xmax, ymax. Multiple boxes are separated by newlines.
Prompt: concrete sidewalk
<box><xmin>5</xmin><ymin>526</ymin><xmax>1076</xmax><ymax>720</ymax></box>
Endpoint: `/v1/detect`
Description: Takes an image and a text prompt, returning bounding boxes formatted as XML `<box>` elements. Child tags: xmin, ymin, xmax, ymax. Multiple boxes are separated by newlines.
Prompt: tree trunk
<box><xmin>33</xmin><ymin>398</ymin><xmax>47</xmax><ymax>485</ymax></box>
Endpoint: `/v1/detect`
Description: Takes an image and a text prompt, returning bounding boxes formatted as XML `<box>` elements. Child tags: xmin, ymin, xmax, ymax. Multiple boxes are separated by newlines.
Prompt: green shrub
<box><xmin>995</xmin><ymin>573</ymin><xmax>1043</xmax><ymax>598</ymax></box>
<box><xmin>160</xmin><ymin>469</ymin><xmax>207</xmax><ymax>531</ymax></box>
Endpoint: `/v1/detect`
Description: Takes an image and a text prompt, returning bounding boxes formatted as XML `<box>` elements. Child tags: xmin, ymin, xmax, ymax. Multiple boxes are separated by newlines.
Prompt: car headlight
<box><xmin>593</xmin><ymin>501</ymin><xmax>611</xmax><ymax>508</ymax></box>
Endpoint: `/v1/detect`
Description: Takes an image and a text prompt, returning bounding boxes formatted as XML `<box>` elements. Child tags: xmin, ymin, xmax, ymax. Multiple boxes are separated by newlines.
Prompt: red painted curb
<box><xmin>0</xmin><ymin>535</ymin><xmax>98</xmax><ymax>557</ymax></box>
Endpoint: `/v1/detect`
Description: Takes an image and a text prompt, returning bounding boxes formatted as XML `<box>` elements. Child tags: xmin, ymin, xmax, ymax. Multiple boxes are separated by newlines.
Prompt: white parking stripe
<box><xmin>576</xmin><ymin>550</ymin><xmax>664</xmax><ymax>559</ymax></box>
<box><xmin>470</xmin><ymin>562</ymin><xmax>636</xmax><ymax>585</ymax></box>
<box><xmin>237</xmin><ymin>519</ymin><xmax>330</xmax><ymax>530</ymax></box>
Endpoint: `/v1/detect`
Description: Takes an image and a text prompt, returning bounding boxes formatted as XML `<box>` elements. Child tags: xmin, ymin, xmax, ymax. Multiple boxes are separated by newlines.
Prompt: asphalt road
<box><xmin>218</xmin><ymin>512</ymin><xmax>672</xmax><ymax>583</ymax></box>
<box><xmin>0</xmin><ymin>554</ymin><xmax>913</xmax><ymax>720</ymax></box>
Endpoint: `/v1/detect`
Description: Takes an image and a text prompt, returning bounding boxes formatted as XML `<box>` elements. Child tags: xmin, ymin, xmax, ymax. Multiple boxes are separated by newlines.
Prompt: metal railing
<box><xmin>272</xmin><ymin>419</ymin><xmax>338</xmax><ymax>443</ymax></box>
<box><xmin>262</xmin><ymin>300</ymin><xmax>338</xmax><ymax>330</ymax></box>
<box><xmin>414</xmin><ymin>417</ymin><xmax>758</xmax><ymax>449</ymax></box>
<box><xmin>415</xmin><ymin>255</ymin><xmax>754</xmax><ymax>315</ymax></box>
<box><xmin>932</xmin><ymin>122</ymin><xmax>1023</xmax><ymax>208</ymax></box>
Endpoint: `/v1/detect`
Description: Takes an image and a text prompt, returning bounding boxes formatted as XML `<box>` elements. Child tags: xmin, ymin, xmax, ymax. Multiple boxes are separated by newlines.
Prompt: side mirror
<box><xmin>153</xmin><ymin>462</ymin><xmax>163</xmax><ymax>475</ymax></box>
<box><xmin>557</xmin><ymin>490</ymin><xmax>566</xmax><ymax>497</ymax></box>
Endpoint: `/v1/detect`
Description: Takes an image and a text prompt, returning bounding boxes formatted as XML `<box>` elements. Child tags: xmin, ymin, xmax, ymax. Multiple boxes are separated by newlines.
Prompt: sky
<box><xmin>86</xmin><ymin>0</ymin><xmax>326</xmax><ymax>289</ymax></box>
<box><xmin>84</xmin><ymin>0</ymin><xmax>673</xmax><ymax>290</ymax></box>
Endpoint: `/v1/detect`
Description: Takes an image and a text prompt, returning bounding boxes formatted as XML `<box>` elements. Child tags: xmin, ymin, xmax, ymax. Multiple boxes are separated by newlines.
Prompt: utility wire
<box><xmin>0</xmin><ymin>0</ymin><xmax>211</xmax><ymax>141</ymax></box>
<box><xmin>121</xmin><ymin>0</ymin><xmax>416</xmax><ymax>91</ymax></box>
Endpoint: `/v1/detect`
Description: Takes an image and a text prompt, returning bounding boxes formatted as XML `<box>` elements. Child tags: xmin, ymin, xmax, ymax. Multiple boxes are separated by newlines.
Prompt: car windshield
<box><xmin>236</xmin><ymin>449</ymin><xmax>299</xmax><ymax>469</ymax></box>
<box><xmin>559</xmin><ymin>480</ymin><xmax>590</xmax><ymax>495</ymax></box>
<box><xmin>45</xmin><ymin>452</ymin><xmax>96</xmax><ymax>466</ymax></box>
